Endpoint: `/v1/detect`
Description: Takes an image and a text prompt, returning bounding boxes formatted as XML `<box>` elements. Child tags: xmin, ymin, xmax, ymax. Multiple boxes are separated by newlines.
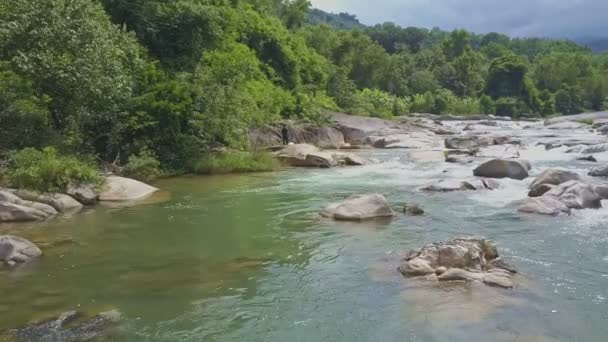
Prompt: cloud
<box><xmin>310</xmin><ymin>0</ymin><xmax>607</xmax><ymax>38</ymax></box>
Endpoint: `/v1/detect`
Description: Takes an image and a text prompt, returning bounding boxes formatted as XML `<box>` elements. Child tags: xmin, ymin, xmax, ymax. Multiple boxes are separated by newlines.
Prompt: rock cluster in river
<box><xmin>398</xmin><ymin>237</ymin><xmax>516</xmax><ymax>288</ymax></box>
<box><xmin>520</xmin><ymin>180</ymin><xmax>604</xmax><ymax>216</ymax></box>
<box><xmin>275</xmin><ymin>144</ymin><xmax>369</xmax><ymax>168</ymax></box>
<box><xmin>0</xmin><ymin>176</ymin><xmax>159</xmax><ymax>223</ymax></box>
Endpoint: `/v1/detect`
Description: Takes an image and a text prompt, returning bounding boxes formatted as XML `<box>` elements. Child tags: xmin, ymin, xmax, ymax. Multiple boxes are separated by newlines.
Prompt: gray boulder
<box><xmin>528</xmin><ymin>169</ymin><xmax>581</xmax><ymax>197</ymax></box>
<box><xmin>581</xmin><ymin>143</ymin><xmax>608</xmax><ymax>154</ymax></box>
<box><xmin>0</xmin><ymin>191</ymin><xmax>57</xmax><ymax>221</ymax></box>
<box><xmin>473</xmin><ymin>159</ymin><xmax>531</xmax><ymax>180</ymax></box>
<box><xmin>275</xmin><ymin>144</ymin><xmax>338</xmax><ymax>168</ymax></box>
<box><xmin>98</xmin><ymin>176</ymin><xmax>159</xmax><ymax>202</ymax></box>
<box><xmin>518</xmin><ymin>197</ymin><xmax>572</xmax><ymax>216</ymax></box>
<box><xmin>0</xmin><ymin>235</ymin><xmax>42</xmax><ymax>266</ymax></box>
<box><xmin>589</xmin><ymin>164</ymin><xmax>608</xmax><ymax>177</ymax></box>
<box><xmin>249</xmin><ymin>124</ymin><xmax>345</xmax><ymax>149</ymax></box>
<box><xmin>320</xmin><ymin>194</ymin><xmax>395</xmax><ymax>221</ymax></box>
<box><xmin>398</xmin><ymin>238</ymin><xmax>515</xmax><ymax>288</ymax></box>
<box><xmin>67</xmin><ymin>185</ymin><xmax>97</xmax><ymax>205</ymax></box>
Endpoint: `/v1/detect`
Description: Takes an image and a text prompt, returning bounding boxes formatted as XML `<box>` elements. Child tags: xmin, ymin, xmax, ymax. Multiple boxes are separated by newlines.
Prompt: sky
<box><xmin>310</xmin><ymin>0</ymin><xmax>606</xmax><ymax>39</ymax></box>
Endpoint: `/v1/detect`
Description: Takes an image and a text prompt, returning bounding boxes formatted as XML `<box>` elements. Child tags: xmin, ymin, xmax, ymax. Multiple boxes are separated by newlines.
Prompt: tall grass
<box><xmin>192</xmin><ymin>151</ymin><xmax>279</xmax><ymax>175</ymax></box>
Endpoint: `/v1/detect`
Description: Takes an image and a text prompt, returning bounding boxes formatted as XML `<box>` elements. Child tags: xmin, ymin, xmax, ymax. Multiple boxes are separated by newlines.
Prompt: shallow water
<box><xmin>2</xmin><ymin>124</ymin><xmax>608</xmax><ymax>341</ymax></box>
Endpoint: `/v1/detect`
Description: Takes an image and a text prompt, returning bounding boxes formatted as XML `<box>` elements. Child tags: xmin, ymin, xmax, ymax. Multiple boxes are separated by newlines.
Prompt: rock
<box><xmin>12</xmin><ymin>190</ymin><xmax>82</xmax><ymax>212</ymax></box>
<box><xmin>546</xmin><ymin>121</ymin><xmax>589</xmax><ymax>130</ymax></box>
<box><xmin>528</xmin><ymin>169</ymin><xmax>581</xmax><ymax>197</ymax></box>
<box><xmin>544</xmin><ymin>181</ymin><xmax>602</xmax><ymax>210</ymax></box>
<box><xmin>98</xmin><ymin>176</ymin><xmax>159</xmax><ymax>202</ymax></box>
<box><xmin>593</xmin><ymin>184</ymin><xmax>608</xmax><ymax>199</ymax></box>
<box><xmin>419</xmin><ymin>178</ymin><xmax>498</xmax><ymax>192</ymax></box>
<box><xmin>6</xmin><ymin>309</ymin><xmax>122</xmax><ymax>341</ymax></box>
<box><xmin>437</xmin><ymin>268</ymin><xmax>484</xmax><ymax>282</ymax></box>
<box><xmin>518</xmin><ymin>196</ymin><xmax>572</xmax><ymax>216</ymax></box>
<box><xmin>581</xmin><ymin>143</ymin><xmax>608</xmax><ymax>154</ymax></box>
<box><xmin>320</xmin><ymin>194</ymin><xmax>395</xmax><ymax>221</ymax></box>
<box><xmin>399</xmin><ymin>237</ymin><xmax>515</xmax><ymax>288</ymax></box>
<box><xmin>445</xmin><ymin>136</ymin><xmax>493</xmax><ymax>150</ymax></box>
<box><xmin>398</xmin><ymin>257</ymin><xmax>435</xmax><ymax>276</ymax></box>
<box><xmin>577</xmin><ymin>155</ymin><xmax>597</xmax><ymax>162</ymax></box>
<box><xmin>249</xmin><ymin>124</ymin><xmax>345</xmax><ymax>148</ymax></box>
<box><xmin>275</xmin><ymin>144</ymin><xmax>338</xmax><ymax>168</ymax></box>
<box><xmin>473</xmin><ymin>159</ymin><xmax>530</xmax><ymax>180</ymax></box>
<box><xmin>66</xmin><ymin>185</ymin><xmax>97</xmax><ymax>205</ymax></box>
<box><xmin>482</xmin><ymin>270</ymin><xmax>514</xmax><ymax>288</ymax></box>
<box><xmin>0</xmin><ymin>202</ymin><xmax>48</xmax><ymax>222</ymax></box>
<box><xmin>488</xmin><ymin>258</ymin><xmax>517</xmax><ymax>274</ymax></box>
<box><xmin>589</xmin><ymin>164</ymin><xmax>608</xmax><ymax>177</ymax></box>
<box><xmin>528</xmin><ymin>184</ymin><xmax>555</xmax><ymax>198</ymax></box>
<box><xmin>0</xmin><ymin>235</ymin><xmax>42</xmax><ymax>265</ymax></box>
<box><xmin>340</xmin><ymin>153</ymin><xmax>369</xmax><ymax>166</ymax></box>
<box><xmin>403</xmin><ymin>203</ymin><xmax>424</xmax><ymax>216</ymax></box>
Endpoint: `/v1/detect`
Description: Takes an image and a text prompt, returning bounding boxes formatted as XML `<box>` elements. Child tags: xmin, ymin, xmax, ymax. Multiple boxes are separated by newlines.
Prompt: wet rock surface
<box><xmin>473</xmin><ymin>159</ymin><xmax>531</xmax><ymax>180</ymax></box>
<box><xmin>520</xmin><ymin>180</ymin><xmax>603</xmax><ymax>215</ymax></box>
<box><xmin>398</xmin><ymin>238</ymin><xmax>515</xmax><ymax>288</ymax></box>
<box><xmin>321</xmin><ymin>194</ymin><xmax>395</xmax><ymax>221</ymax></box>
<box><xmin>0</xmin><ymin>235</ymin><xmax>42</xmax><ymax>266</ymax></box>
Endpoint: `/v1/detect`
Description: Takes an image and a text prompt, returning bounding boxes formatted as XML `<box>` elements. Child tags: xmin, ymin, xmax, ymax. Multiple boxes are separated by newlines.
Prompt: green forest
<box><xmin>2</xmin><ymin>0</ymin><xmax>608</xmax><ymax>177</ymax></box>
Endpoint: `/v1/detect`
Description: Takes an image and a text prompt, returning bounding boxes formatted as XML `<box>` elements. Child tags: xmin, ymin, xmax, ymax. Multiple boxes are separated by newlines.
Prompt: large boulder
<box><xmin>0</xmin><ymin>235</ymin><xmax>42</xmax><ymax>266</ymax></box>
<box><xmin>275</xmin><ymin>144</ymin><xmax>338</xmax><ymax>168</ymax></box>
<box><xmin>519</xmin><ymin>181</ymin><xmax>602</xmax><ymax>215</ymax></box>
<box><xmin>98</xmin><ymin>176</ymin><xmax>159</xmax><ymax>202</ymax></box>
<box><xmin>589</xmin><ymin>164</ymin><xmax>608</xmax><ymax>177</ymax></box>
<box><xmin>320</xmin><ymin>194</ymin><xmax>395</xmax><ymax>221</ymax></box>
<box><xmin>67</xmin><ymin>185</ymin><xmax>97</xmax><ymax>205</ymax></box>
<box><xmin>398</xmin><ymin>238</ymin><xmax>515</xmax><ymax>288</ymax></box>
<box><xmin>581</xmin><ymin>143</ymin><xmax>608</xmax><ymax>154</ymax></box>
<box><xmin>0</xmin><ymin>191</ymin><xmax>57</xmax><ymax>221</ymax></box>
<box><xmin>249</xmin><ymin>124</ymin><xmax>345</xmax><ymax>148</ymax></box>
<box><xmin>528</xmin><ymin>169</ymin><xmax>581</xmax><ymax>197</ymax></box>
<box><xmin>473</xmin><ymin>159</ymin><xmax>531</xmax><ymax>180</ymax></box>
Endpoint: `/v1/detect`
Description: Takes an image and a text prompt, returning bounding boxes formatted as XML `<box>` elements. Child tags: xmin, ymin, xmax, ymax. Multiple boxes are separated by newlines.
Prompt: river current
<box><xmin>1</xmin><ymin>120</ymin><xmax>607</xmax><ymax>341</ymax></box>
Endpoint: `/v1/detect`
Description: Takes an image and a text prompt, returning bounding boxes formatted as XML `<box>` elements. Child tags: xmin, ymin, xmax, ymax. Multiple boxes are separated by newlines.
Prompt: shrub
<box><xmin>5</xmin><ymin>147</ymin><xmax>102</xmax><ymax>193</ymax></box>
<box><xmin>495</xmin><ymin>97</ymin><xmax>520</xmax><ymax>117</ymax></box>
<box><xmin>192</xmin><ymin>151</ymin><xmax>279</xmax><ymax>174</ymax></box>
<box><xmin>123</xmin><ymin>150</ymin><xmax>162</xmax><ymax>182</ymax></box>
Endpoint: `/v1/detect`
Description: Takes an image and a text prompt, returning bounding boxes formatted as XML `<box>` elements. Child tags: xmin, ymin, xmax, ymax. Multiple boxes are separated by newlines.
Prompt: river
<box><xmin>1</xmin><ymin>121</ymin><xmax>608</xmax><ymax>341</ymax></box>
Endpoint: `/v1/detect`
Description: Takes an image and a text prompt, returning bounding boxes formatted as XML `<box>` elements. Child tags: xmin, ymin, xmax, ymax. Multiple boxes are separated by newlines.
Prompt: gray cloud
<box><xmin>310</xmin><ymin>0</ymin><xmax>606</xmax><ymax>38</ymax></box>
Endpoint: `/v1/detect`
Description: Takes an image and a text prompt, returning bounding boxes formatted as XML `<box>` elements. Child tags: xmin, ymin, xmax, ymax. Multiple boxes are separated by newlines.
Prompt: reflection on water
<box><xmin>1</xmin><ymin>124</ymin><xmax>608</xmax><ymax>341</ymax></box>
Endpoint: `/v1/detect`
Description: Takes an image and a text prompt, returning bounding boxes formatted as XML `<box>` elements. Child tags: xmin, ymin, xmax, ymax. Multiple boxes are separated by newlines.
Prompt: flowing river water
<box><xmin>1</xmin><ymin>121</ymin><xmax>608</xmax><ymax>341</ymax></box>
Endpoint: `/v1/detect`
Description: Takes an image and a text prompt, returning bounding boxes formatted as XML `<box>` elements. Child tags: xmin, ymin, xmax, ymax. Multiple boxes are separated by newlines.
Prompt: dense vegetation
<box><xmin>2</xmin><ymin>0</ymin><xmax>608</xmax><ymax>177</ymax></box>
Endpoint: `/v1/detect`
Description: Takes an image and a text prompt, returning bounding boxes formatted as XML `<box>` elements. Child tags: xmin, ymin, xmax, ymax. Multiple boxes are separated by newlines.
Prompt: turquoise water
<box><xmin>1</xmin><ymin>146</ymin><xmax>608</xmax><ymax>341</ymax></box>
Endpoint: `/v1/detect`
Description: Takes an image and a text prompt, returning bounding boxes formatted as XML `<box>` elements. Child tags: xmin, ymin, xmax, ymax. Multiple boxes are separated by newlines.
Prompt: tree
<box><xmin>479</xmin><ymin>95</ymin><xmax>496</xmax><ymax>114</ymax></box>
<box><xmin>442</xmin><ymin>30</ymin><xmax>471</xmax><ymax>60</ymax></box>
<box><xmin>555</xmin><ymin>86</ymin><xmax>584</xmax><ymax>115</ymax></box>
<box><xmin>486</xmin><ymin>54</ymin><xmax>527</xmax><ymax>99</ymax></box>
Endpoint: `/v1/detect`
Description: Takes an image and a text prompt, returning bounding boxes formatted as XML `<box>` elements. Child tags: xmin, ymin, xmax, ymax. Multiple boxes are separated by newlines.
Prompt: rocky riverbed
<box><xmin>2</xmin><ymin>112</ymin><xmax>608</xmax><ymax>340</ymax></box>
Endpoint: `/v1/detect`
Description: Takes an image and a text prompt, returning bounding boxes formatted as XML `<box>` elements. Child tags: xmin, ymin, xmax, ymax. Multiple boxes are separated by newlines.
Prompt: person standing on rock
<box><xmin>281</xmin><ymin>124</ymin><xmax>289</xmax><ymax>145</ymax></box>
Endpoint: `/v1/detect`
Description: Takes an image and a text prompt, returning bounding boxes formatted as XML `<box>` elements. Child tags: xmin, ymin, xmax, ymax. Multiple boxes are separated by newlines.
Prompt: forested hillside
<box><xmin>2</xmin><ymin>0</ymin><xmax>608</xmax><ymax>173</ymax></box>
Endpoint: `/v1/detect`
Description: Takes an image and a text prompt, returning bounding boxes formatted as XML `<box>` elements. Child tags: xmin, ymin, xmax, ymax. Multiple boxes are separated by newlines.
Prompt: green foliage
<box><xmin>486</xmin><ymin>54</ymin><xmax>528</xmax><ymax>99</ymax></box>
<box><xmin>192</xmin><ymin>151</ymin><xmax>279</xmax><ymax>174</ymax></box>
<box><xmin>495</xmin><ymin>97</ymin><xmax>521</xmax><ymax>117</ymax></box>
<box><xmin>123</xmin><ymin>150</ymin><xmax>162</xmax><ymax>182</ymax></box>
<box><xmin>348</xmin><ymin>88</ymin><xmax>409</xmax><ymax>118</ymax></box>
<box><xmin>480</xmin><ymin>95</ymin><xmax>496</xmax><ymax>114</ymax></box>
<box><xmin>4</xmin><ymin>147</ymin><xmax>102</xmax><ymax>193</ymax></box>
<box><xmin>555</xmin><ymin>86</ymin><xmax>584</xmax><ymax>115</ymax></box>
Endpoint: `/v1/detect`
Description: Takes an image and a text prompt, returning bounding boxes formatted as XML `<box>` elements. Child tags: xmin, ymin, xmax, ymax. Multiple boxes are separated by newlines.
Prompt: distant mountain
<box><xmin>308</xmin><ymin>9</ymin><xmax>365</xmax><ymax>30</ymax></box>
<box><xmin>575</xmin><ymin>37</ymin><xmax>608</xmax><ymax>53</ymax></box>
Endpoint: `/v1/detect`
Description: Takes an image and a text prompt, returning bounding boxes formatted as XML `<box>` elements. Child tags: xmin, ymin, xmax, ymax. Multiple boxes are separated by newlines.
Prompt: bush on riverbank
<box><xmin>123</xmin><ymin>150</ymin><xmax>162</xmax><ymax>182</ymax></box>
<box><xmin>3</xmin><ymin>147</ymin><xmax>102</xmax><ymax>193</ymax></box>
<box><xmin>192</xmin><ymin>151</ymin><xmax>279</xmax><ymax>175</ymax></box>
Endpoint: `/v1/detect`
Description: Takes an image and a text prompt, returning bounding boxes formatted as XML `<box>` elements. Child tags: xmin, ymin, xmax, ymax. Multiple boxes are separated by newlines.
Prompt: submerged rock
<box><xmin>321</xmin><ymin>194</ymin><xmax>395</xmax><ymax>221</ymax></box>
<box><xmin>473</xmin><ymin>159</ymin><xmax>531</xmax><ymax>180</ymax></box>
<box><xmin>5</xmin><ymin>309</ymin><xmax>122</xmax><ymax>342</ymax></box>
<box><xmin>0</xmin><ymin>201</ymin><xmax>50</xmax><ymax>222</ymax></box>
<box><xmin>398</xmin><ymin>237</ymin><xmax>515</xmax><ymax>288</ymax></box>
<box><xmin>403</xmin><ymin>203</ymin><xmax>424</xmax><ymax>216</ymax></box>
<box><xmin>528</xmin><ymin>169</ymin><xmax>581</xmax><ymax>197</ymax></box>
<box><xmin>98</xmin><ymin>176</ymin><xmax>159</xmax><ymax>202</ymax></box>
<box><xmin>0</xmin><ymin>235</ymin><xmax>42</xmax><ymax>266</ymax></box>
<box><xmin>577</xmin><ymin>155</ymin><xmax>597</xmax><ymax>162</ymax></box>
<box><xmin>275</xmin><ymin>144</ymin><xmax>338</xmax><ymax>168</ymax></box>
<box><xmin>518</xmin><ymin>196</ymin><xmax>572</xmax><ymax>216</ymax></box>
